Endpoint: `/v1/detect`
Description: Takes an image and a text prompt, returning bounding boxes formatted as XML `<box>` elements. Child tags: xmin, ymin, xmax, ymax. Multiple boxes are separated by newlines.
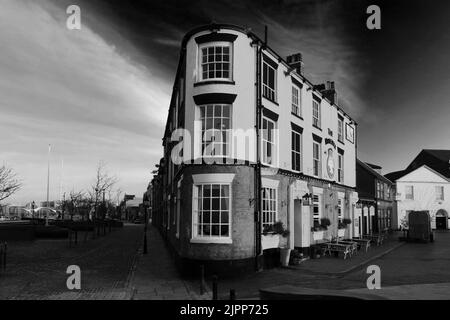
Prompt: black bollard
<box><xmin>212</xmin><ymin>275</ymin><xmax>218</xmax><ymax>300</ymax></box>
<box><xmin>143</xmin><ymin>231</ymin><xmax>148</xmax><ymax>254</ymax></box>
<box><xmin>230</xmin><ymin>289</ymin><xmax>236</xmax><ymax>300</ymax></box>
<box><xmin>200</xmin><ymin>265</ymin><xmax>205</xmax><ymax>295</ymax></box>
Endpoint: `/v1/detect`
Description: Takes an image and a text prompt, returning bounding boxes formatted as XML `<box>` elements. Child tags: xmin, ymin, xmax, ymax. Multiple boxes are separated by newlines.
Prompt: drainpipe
<box><xmin>253</xmin><ymin>37</ymin><xmax>263</xmax><ymax>271</ymax></box>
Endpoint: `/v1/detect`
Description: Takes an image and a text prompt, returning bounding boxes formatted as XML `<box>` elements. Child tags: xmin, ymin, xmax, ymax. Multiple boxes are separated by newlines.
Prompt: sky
<box><xmin>1</xmin><ymin>0</ymin><xmax>450</xmax><ymax>205</ymax></box>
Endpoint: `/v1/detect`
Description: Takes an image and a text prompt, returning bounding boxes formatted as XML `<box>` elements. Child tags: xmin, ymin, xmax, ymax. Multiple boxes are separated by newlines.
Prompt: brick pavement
<box><xmin>129</xmin><ymin>225</ymin><xmax>211</xmax><ymax>300</ymax></box>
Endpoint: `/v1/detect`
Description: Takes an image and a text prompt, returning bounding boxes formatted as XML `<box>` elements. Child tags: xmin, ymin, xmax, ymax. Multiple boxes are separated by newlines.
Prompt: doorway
<box><xmin>436</xmin><ymin>209</ymin><xmax>448</xmax><ymax>230</ymax></box>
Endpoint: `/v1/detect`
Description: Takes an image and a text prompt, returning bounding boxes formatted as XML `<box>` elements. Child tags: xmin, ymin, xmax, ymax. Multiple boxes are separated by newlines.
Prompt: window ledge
<box><xmin>312</xmin><ymin>125</ymin><xmax>322</xmax><ymax>131</ymax></box>
<box><xmin>262</xmin><ymin>96</ymin><xmax>279</xmax><ymax>105</ymax></box>
<box><xmin>291</xmin><ymin>112</ymin><xmax>304</xmax><ymax>120</ymax></box>
<box><xmin>190</xmin><ymin>238</ymin><xmax>232</xmax><ymax>244</ymax></box>
<box><xmin>194</xmin><ymin>80</ymin><xmax>235</xmax><ymax>87</ymax></box>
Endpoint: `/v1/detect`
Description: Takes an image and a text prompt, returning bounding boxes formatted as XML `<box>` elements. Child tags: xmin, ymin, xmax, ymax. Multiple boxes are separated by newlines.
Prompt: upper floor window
<box><xmin>436</xmin><ymin>186</ymin><xmax>444</xmax><ymax>201</ymax></box>
<box><xmin>338</xmin><ymin>117</ymin><xmax>344</xmax><ymax>142</ymax></box>
<box><xmin>199</xmin><ymin>104</ymin><xmax>231</xmax><ymax>157</ymax></box>
<box><xmin>263</xmin><ymin>59</ymin><xmax>277</xmax><ymax>102</ymax></box>
<box><xmin>312</xmin><ymin>100</ymin><xmax>321</xmax><ymax>128</ymax></box>
<box><xmin>291</xmin><ymin>129</ymin><xmax>302</xmax><ymax>172</ymax></box>
<box><xmin>262</xmin><ymin>187</ymin><xmax>277</xmax><ymax>231</ymax></box>
<box><xmin>405</xmin><ymin>185</ymin><xmax>414</xmax><ymax>200</ymax></box>
<box><xmin>313</xmin><ymin>141</ymin><xmax>321</xmax><ymax>177</ymax></box>
<box><xmin>292</xmin><ymin>86</ymin><xmax>301</xmax><ymax>116</ymax></box>
<box><xmin>262</xmin><ymin>116</ymin><xmax>277</xmax><ymax>166</ymax></box>
<box><xmin>200</xmin><ymin>43</ymin><xmax>232</xmax><ymax>81</ymax></box>
<box><xmin>338</xmin><ymin>153</ymin><xmax>344</xmax><ymax>183</ymax></box>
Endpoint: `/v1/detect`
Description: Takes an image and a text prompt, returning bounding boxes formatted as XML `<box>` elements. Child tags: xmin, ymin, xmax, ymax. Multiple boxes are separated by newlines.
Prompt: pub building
<box><xmin>355</xmin><ymin>159</ymin><xmax>394</xmax><ymax>236</ymax></box>
<box><xmin>150</xmin><ymin>24</ymin><xmax>359</xmax><ymax>276</ymax></box>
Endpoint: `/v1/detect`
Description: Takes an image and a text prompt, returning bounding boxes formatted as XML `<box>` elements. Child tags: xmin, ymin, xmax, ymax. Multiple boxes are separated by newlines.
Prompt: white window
<box><xmin>313</xmin><ymin>141</ymin><xmax>321</xmax><ymax>177</ymax></box>
<box><xmin>338</xmin><ymin>117</ymin><xmax>344</xmax><ymax>142</ymax></box>
<box><xmin>292</xmin><ymin>86</ymin><xmax>301</xmax><ymax>116</ymax></box>
<box><xmin>262</xmin><ymin>116</ymin><xmax>277</xmax><ymax>166</ymax></box>
<box><xmin>338</xmin><ymin>199</ymin><xmax>343</xmax><ymax>223</ymax></box>
<box><xmin>338</xmin><ymin>153</ymin><xmax>344</xmax><ymax>183</ymax></box>
<box><xmin>405</xmin><ymin>185</ymin><xmax>414</xmax><ymax>200</ymax></box>
<box><xmin>200</xmin><ymin>43</ymin><xmax>232</xmax><ymax>81</ymax></box>
<box><xmin>263</xmin><ymin>59</ymin><xmax>276</xmax><ymax>101</ymax></box>
<box><xmin>312</xmin><ymin>100</ymin><xmax>321</xmax><ymax>128</ymax></box>
<box><xmin>199</xmin><ymin>104</ymin><xmax>231</xmax><ymax>157</ymax></box>
<box><xmin>313</xmin><ymin>194</ymin><xmax>322</xmax><ymax>226</ymax></box>
<box><xmin>262</xmin><ymin>187</ymin><xmax>277</xmax><ymax>230</ymax></box>
<box><xmin>436</xmin><ymin>186</ymin><xmax>444</xmax><ymax>201</ymax></box>
<box><xmin>291</xmin><ymin>130</ymin><xmax>302</xmax><ymax>172</ymax></box>
<box><xmin>192</xmin><ymin>184</ymin><xmax>231</xmax><ymax>240</ymax></box>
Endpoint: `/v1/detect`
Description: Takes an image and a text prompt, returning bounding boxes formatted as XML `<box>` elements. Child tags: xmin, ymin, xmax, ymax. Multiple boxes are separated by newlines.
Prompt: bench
<box><xmin>335</xmin><ymin>241</ymin><xmax>358</xmax><ymax>256</ymax></box>
<box><xmin>362</xmin><ymin>234</ymin><xmax>382</xmax><ymax>246</ymax></box>
<box><xmin>322</xmin><ymin>242</ymin><xmax>353</xmax><ymax>260</ymax></box>
<box><xmin>351</xmin><ymin>238</ymin><xmax>371</xmax><ymax>252</ymax></box>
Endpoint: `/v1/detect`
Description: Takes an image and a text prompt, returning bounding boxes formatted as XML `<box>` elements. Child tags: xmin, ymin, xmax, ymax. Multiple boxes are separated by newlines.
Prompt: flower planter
<box><xmin>280</xmin><ymin>248</ymin><xmax>291</xmax><ymax>267</ymax></box>
<box><xmin>261</xmin><ymin>234</ymin><xmax>280</xmax><ymax>250</ymax></box>
<box><xmin>338</xmin><ymin>228</ymin><xmax>346</xmax><ymax>238</ymax></box>
<box><xmin>312</xmin><ymin>230</ymin><xmax>324</xmax><ymax>241</ymax></box>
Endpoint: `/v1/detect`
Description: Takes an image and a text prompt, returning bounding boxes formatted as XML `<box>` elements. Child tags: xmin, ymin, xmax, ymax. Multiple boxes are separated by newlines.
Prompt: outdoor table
<box><xmin>351</xmin><ymin>238</ymin><xmax>371</xmax><ymax>252</ymax></box>
<box><xmin>362</xmin><ymin>234</ymin><xmax>382</xmax><ymax>246</ymax></box>
<box><xmin>334</xmin><ymin>240</ymin><xmax>358</xmax><ymax>256</ymax></box>
<box><xmin>322</xmin><ymin>242</ymin><xmax>352</xmax><ymax>260</ymax></box>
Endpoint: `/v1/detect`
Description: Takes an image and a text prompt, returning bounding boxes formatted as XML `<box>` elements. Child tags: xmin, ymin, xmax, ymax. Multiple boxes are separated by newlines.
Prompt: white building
<box><xmin>386</xmin><ymin>149</ymin><xmax>450</xmax><ymax>230</ymax></box>
<box><xmin>152</xmin><ymin>23</ymin><xmax>359</xmax><ymax>275</ymax></box>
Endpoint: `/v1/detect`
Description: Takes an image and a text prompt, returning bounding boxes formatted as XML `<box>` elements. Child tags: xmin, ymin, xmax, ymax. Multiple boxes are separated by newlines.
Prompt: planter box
<box><xmin>312</xmin><ymin>231</ymin><xmax>324</xmax><ymax>241</ymax></box>
<box><xmin>262</xmin><ymin>234</ymin><xmax>280</xmax><ymax>250</ymax></box>
<box><xmin>338</xmin><ymin>229</ymin><xmax>346</xmax><ymax>237</ymax></box>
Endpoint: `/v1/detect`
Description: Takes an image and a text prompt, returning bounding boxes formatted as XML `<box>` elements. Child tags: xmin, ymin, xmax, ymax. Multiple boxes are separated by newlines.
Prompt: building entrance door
<box><xmin>436</xmin><ymin>210</ymin><xmax>448</xmax><ymax>230</ymax></box>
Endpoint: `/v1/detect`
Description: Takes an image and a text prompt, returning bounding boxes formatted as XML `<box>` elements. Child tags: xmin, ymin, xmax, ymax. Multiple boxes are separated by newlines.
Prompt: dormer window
<box><xmin>199</xmin><ymin>42</ymin><xmax>232</xmax><ymax>81</ymax></box>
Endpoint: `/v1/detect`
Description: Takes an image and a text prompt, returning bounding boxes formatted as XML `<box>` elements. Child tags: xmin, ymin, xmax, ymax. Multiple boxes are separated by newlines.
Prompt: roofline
<box><xmin>357</xmin><ymin>158</ymin><xmax>393</xmax><ymax>184</ymax></box>
<box><xmin>397</xmin><ymin>164</ymin><xmax>450</xmax><ymax>183</ymax></box>
<box><xmin>163</xmin><ymin>23</ymin><xmax>358</xmax><ymax>138</ymax></box>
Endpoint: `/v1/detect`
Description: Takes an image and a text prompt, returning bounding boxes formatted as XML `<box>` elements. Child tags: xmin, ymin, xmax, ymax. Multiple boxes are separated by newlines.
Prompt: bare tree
<box><xmin>0</xmin><ymin>164</ymin><xmax>21</xmax><ymax>202</ymax></box>
<box><xmin>90</xmin><ymin>161</ymin><xmax>118</xmax><ymax>219</ymax></box>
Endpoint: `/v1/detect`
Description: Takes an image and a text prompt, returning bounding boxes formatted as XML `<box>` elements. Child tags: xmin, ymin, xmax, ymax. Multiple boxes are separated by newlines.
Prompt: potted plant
<box><xmin>266</xmin><ymin>221</ymin><xmax>291</xmax><ymax>267</ymax></box>
<box><xmin>261</xmin><ymin>224</ymin><xmax>280</xmax><ymax>249</ymax></box>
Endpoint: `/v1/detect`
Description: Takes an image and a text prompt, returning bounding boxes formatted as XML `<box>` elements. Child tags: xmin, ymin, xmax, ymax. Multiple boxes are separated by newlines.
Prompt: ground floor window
<box><xmin>338</xmin><ymin>199</ymin><xmax>343</xmax><ymax>223</ymax></box>
<box><xmin>262</xmin><ymin>187</ymin><xmax>277</xmax><ymax>231</ymax></box>
<box><xmin>313</xmin><ymin>194</ymin><xmax>322</xmax><ymax>227</ymax></box>
<box><xmin>193</xmin><ymin>183</ymin><xmax>231</xmax><ymax>239</ymax></box>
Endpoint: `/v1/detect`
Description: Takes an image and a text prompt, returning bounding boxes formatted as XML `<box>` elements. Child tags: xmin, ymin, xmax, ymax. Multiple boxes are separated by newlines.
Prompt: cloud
<box><xmin>0</xmin><ymin>0</ymin><xmax>169</xmax><ymax>204</ymax></box>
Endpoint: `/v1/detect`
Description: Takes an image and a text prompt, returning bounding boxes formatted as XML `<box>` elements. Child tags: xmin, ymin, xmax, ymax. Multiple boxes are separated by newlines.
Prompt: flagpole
<box><xmin>46</xmin><ymin>144</ymin><xmax>51</xmax><ymax>226</ymax></box>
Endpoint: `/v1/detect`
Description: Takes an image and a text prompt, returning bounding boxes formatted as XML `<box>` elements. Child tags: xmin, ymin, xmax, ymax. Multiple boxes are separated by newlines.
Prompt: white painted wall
<box><xmin>395</xmin><ymin>166</ymin><xmax>450</xmax><ymax>229</ymax></box>
<box><xmin>183</xmin><ymin>27</ymin><xmax>357</xmax><ymax>189</ymax></box>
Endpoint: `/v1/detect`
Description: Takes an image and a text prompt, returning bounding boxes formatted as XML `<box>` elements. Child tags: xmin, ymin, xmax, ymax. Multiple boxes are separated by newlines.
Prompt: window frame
<box><xmin>191</xmin><ymin>182</ymin><xmax>232</xmax><ymax>244</ymax></box>
<box><xmin>405</xmin><ymin>185</ymin><xmax>414</xmax><ymax>200</ymax></box>
<box><xmin>338</xmin><ymin>117</ymin><xmax>344</xmax><ymax>142</ymax></box>
<box><xmin>436</xmin><ymin>186</ymin><xmax>444</xmax><ymax>201</ymax></box>
<box><xmin>261</xmin><ymin>115</ymin><xmax>277</xmax><ymax>166</ymax></box>
<box><xmin>198</xmin><ymin>41</ymin><xmax>233</xmax><ymax>82</ymax></box>
<box><xmin>312</xmin><ymin>100</ymin><xmax>321</xmax><ymax>129</ymax></box>
<box><xmin>313</xmin><ymin>194</ymin><xmax>322</xmax><ymax>226</ymax></box>
<box><xmin>199</xmin><ymin>103</ymin><xmax>232</xmax><ymax>158</ymax></box>
<box><xmin>337</xmin><ymin>153</ymin><xmax>344</xmax><ymax>183</ymax></box>
<box><xmin>291</xmin><ymin>85</ymin><xmax>301</xmax><ymax>116</ymax></box>
<box><xmin>262</xmin><ymin>59</ymin><xmax>277</xmax><ymax>102</ymax></box>
<box><xmin>313</xmin><ymin>141</ymin><xmax>322</xmax><ymax>178</ymax></box>
<box><xmin>291</xmin><ymin>129</ymin><xmax>302</xmax><ymax>172</ymax></box>
<box><xmin>262</xmin><ymin>187</ymin><xmax>277</xmax><ymax>231</ymax></box>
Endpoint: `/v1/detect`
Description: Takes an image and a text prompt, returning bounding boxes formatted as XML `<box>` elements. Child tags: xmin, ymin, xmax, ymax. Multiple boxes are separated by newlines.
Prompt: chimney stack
<box><xmin>286</xmin><ymin>53</ymin><xmax>304</xmax><ymax>76</ymax></box>
<box><xmin>316</xmin><ymin>81</ymin><xmax>338</xmax><ymax>104</ymax></box>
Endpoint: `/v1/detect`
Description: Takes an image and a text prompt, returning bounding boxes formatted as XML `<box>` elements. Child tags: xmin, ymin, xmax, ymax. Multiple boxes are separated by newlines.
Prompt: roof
<box><xmin>422</xmin><ymin>149</ymin><xmax>450</xmax><ymax>163</ymax></box>
<box><xmin>365</xmin><ymin>162</ymin><xmax>382</xmax><ymax>170</ymax></box>
<box><xmin>125</xmin><ymin>198</ymin><xmax>143</xmax><ymax>207</ymax></box>
<box><xmin>385</xmin><ymin>170</ymin><xmax>407</xmax><ymax>182</ymax></box>
<box><xmin>357</xmin><ymin>159</ymin><xmax>393</xmax><ymax>184</ymax></box>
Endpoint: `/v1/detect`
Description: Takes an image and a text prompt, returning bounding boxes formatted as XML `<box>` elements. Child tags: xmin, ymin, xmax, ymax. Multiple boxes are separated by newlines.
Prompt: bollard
<box><xmin>229</xmin><ymin>289</ymin><xmax>236</xmax><ymax>300</ymax></box>
<box><xmin>143</xmin><ymin>231</ymin><xmax>148</xmax><ymax>254</ymax></box>
<box><xmin>200</xmin><ymin>265</ymin><xmax>205</xmax><ymax>295</ymax></box>
<box><xmin>212</xmin><ymin>275</ymin><xmax>218</xmax><ymax>300</ymax></box>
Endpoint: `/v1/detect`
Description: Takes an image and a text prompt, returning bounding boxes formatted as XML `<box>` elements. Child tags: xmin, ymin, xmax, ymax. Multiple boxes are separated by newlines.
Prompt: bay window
<box><xmin>199</xmin><ymin>43</ymin><xmax>232</xmax><ymax>81</ymax></box>
<box><xmin>200</xmin><ymin>104</ymin><xmax>231</xmax><ymax>157</ymax></box>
